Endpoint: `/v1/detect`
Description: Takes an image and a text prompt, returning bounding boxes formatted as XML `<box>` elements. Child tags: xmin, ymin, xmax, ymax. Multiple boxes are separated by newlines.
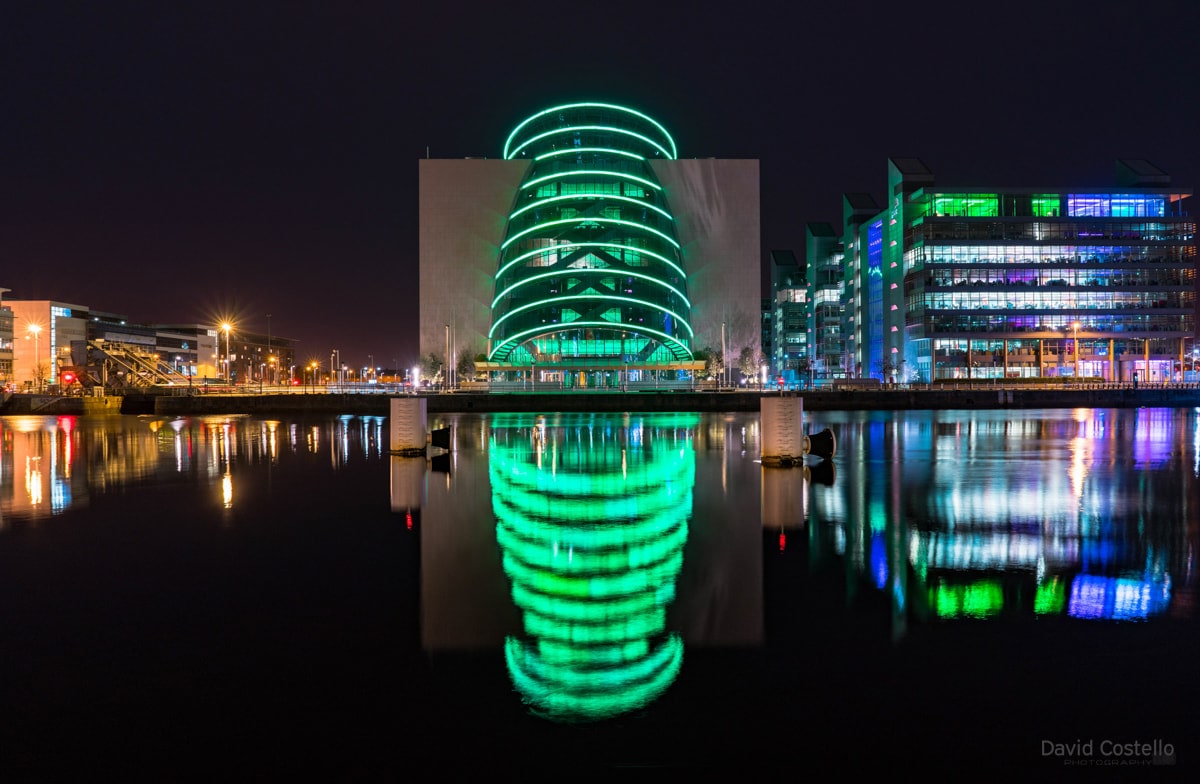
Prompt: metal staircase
<box><xmin>86</xmin><ymin>339</ymin><xmax>193</xmax><ymax>388</ymax></box>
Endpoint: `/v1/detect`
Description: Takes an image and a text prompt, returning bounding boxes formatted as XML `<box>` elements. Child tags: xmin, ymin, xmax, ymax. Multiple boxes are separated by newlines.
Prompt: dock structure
<box><xmin>760</xmin><ymin>396</ymin><xmax>805</xmax><ymax>466</ymax></box>
<box><xmin>389</xmin><ymin>397</ymin><xmax>429</xmax><ymax>456</ymax></box>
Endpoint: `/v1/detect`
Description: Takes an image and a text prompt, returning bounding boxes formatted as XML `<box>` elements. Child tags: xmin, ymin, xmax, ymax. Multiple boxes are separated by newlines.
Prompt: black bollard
<box><xmin>804</xmin><ymin>427</ymin><xmax>836</xmax><ymax>460</ymax></box>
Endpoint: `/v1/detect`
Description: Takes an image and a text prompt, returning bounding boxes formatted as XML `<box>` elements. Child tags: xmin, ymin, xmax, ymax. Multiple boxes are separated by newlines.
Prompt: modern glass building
<box><xmin>768</xmin><ymin>249</ymin><xmax>806</xmax><ymax>384</ymax></box>
<box><xmin>489</xmin><ymin>103</ymin><xmax>695</xmax><ymax>386</ymax></box>
<box><xmin>838</xmin><ymin>159</ymin><xmax>1195</xmax><ymax>383</ymax></box>
<box><xmin>803</xmin><ymin>224</ymin><xmax>844</xmax><ymax>383</ymax></box>
<box><xmin>418</xmin><ymin>102</ymin><xmax>761</xmax><ymax>390</ymax></box>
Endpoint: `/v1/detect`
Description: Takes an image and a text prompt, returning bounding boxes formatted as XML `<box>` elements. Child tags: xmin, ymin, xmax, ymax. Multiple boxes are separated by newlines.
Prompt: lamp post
<box><xmin>721</xmin><ymin>320</ymin><xmax>727</xmax><ymax>389</ymax></box>
<box><xmin>28</xmin><ymin>323</ymin><xmax>42</xmax><ymax>392</ymax></box>
<box><xmin>266</xmin><ymin>314</ymin><xmax>272</xmax><ymax>384</ymax></box>
<box><xmin>221</xmin><ymin>322</ymin><xmax>232</xmax><ymax>384</ymax></box>
<box><xmin>1072</xmin><ymin>321</ymin><xmax>1081</xmax><ymax>379</ymax></box>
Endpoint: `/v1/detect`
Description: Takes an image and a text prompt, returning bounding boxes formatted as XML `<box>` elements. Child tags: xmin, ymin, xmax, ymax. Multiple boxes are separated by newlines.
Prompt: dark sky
<box><xmin>3</xmin><ymin>1</ymin><xmax>1197</xmax><ymax>369</ymax></box>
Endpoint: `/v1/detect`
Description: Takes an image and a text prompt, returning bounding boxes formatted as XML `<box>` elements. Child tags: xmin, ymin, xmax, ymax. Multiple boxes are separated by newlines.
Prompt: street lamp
<box><xmin>1072</xmin><ymin>321</ymin><xmax>1081</xmax><ymax>379</ymax></box>
<box><xmin>221</xmin><ymin>322</ymin><xmax>232</xmax><ymax>384</ymax></box>
<box><xmin>27</xmin><ymin>323</ymin><xmax>42</xmax><ymax>392</ymax></box>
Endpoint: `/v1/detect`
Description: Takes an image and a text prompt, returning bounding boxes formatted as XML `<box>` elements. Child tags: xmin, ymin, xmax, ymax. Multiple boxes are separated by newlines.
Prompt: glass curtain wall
<box><xmin>489</xmin><ymin>103</ymin><xmax>693</xmax><ymax>386</ymax></box>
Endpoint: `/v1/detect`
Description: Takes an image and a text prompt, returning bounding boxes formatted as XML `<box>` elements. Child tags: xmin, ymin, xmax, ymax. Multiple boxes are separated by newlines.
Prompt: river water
<box><xmin>1</xmin><ymin>408</ymin><xmax>1197</xmax><ymax>777</ymax></box>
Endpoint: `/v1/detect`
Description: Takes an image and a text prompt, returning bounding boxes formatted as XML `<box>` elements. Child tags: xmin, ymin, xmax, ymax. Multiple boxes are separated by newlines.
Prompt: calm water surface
<box><xmin>1</xmin><ymin>408</ymin><xmax>1197</xmax><ymax>777</ymax></box>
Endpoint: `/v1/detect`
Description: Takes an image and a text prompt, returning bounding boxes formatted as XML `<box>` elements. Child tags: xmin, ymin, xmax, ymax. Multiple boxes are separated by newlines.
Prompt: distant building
<box><xmin>768</xmin><ymin>249</ymin><xmax>806</xmax><ymax>383</ymax></box>
<box><xmin>0</xmin><ymin>288</ymin><xmax>12</xmax><ymax>389</ymax></box>
<box><xmin>0</xmin><ymin>296</ymin><xmax>297</xmax><ymax>389</ymax></box>
<box><xmin>805</xmin><ymin>222</ymin><xmax>844</xmax><ymax>383</ymax></box>
<box><xmin>419</xmin><ymin>101</ymin><xmax>761</xmax><ymax>388</ymax></box>
<box><xmin>837</xmin><ymin>159</ymin><xmax>1195</xmax><ymax>383</ymax></box>
<box><xmin>5</xmin><ymin>300</ymin><xmax>87</xmax><ymax>391</ymax></box>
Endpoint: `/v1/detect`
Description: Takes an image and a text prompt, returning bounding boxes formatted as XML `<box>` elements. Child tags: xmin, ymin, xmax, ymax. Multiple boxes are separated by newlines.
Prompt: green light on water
<box><xmin>1034</xmin><ymin>578</ymin><xmax>1066</xmax><ymax>614</ymax></box>
<box><xmin>931</xmin><ymin>580</ymin><xmax>1004</xmax><ymax>618</ymax></box>
<box><xmin>492</xmin><ymin>417</ymin><xmax>694</xmax><ymax>722</ymax></box>
<box><xmin>505</xmin><ymin>635</ymin><xmax>683</xmax><ymax>721</ymax></box>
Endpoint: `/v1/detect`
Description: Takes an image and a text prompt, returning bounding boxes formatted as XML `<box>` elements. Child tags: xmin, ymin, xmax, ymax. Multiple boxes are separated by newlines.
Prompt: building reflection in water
<box><xmin>806</xmin><ymin>408</ymin><xmax>1198</xmax><ymax>633</ymax></box>
<box><xmin>0</xmin><ymin>414</ymin><xmax>385</xmax><ymax>525</ymax></box>
<box><xmin>488</xmin><ymin>413</ymin><xmax>696</xmax><ymax>721</ymax></box>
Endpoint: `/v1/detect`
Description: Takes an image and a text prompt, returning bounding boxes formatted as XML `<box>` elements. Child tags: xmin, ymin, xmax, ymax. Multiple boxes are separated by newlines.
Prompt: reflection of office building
<box><xmin>419</xmin><ymin>102</ymin><xmax>760</xmax><ymax>389</ymax></box>
<box><xmin>830</xmin><ymin>159</ymin><xmax>1194</xmax><ymax>383</ymax></box>
<box><xmin>490</xmin><ymin>414</ymin><xmax>695</xmax><ymax>721</ymax></box>
<box><xmin>816</xmin><ymin>410</ymin><xmax>1196</xmax><ymax>624</ymax></box>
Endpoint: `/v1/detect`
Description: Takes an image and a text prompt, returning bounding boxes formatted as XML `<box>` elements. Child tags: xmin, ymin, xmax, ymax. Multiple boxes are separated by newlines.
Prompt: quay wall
<box><xmin>4</xmin><ymin>386</ymin><xmax>1200</xmax><ymax>418</ymax></box>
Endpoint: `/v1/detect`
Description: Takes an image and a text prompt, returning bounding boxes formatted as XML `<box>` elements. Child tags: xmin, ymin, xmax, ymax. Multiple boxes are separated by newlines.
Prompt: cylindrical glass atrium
<box><xmin>489</xmin><ymin>103</ymin><xmax>693</xmax><ymax>380</ymax></box>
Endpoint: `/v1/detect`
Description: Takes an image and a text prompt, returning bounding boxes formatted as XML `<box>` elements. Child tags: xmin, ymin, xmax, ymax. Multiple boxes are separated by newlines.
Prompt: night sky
<box><xmin>3</xmin><ymin>1</ymin><xmax>1197</xmax><ymax>370</ymax></box>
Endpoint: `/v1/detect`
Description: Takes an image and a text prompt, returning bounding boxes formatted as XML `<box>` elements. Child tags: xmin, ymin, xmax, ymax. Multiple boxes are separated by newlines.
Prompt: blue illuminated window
<box><xmin>1067</xmin><ymin>194</ymin><xmax>1165</xmax><ymax>217</ymax></box>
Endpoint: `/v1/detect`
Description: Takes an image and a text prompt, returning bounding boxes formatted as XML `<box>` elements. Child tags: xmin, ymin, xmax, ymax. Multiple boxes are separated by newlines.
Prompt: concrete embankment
<box><xmin>4</xmin><ymin>386</ymin><xmax>1200</xmax><ymax>418</ymax></box>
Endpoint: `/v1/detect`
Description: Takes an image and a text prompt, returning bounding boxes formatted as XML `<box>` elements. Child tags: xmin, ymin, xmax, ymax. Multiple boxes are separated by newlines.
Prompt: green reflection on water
<box><xmin>491</xmin><ymin>414</ymin><xmax>695</xmax><ymax>721</ymax></box>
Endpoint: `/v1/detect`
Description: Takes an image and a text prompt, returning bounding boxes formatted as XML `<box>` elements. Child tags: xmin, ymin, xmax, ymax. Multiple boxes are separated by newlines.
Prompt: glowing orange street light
<box><xmin>221</xmin><ymin>322</ymin><xmax>233</xmax><ymax>383</ymax></box>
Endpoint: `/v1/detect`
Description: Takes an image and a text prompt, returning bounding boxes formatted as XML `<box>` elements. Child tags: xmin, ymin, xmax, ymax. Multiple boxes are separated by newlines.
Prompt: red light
<box><xmin>405</xmin><ymin>511</ymin><xmax>413</xmax><ymax>530</ymax></box>
<box><xmin>61</xmin><ymin>372</ymin><xmax>75</xmax><ymax>384</ymax></box>
<box><xmin>778</xmin><ymin>532</ymin><xmax>786</xmax><ymax>551</ymax></box>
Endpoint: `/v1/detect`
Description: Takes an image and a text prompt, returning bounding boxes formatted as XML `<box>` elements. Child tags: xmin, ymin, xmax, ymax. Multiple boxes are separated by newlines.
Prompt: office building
<box><xmin>839</xmin><ymin>159</ymin><xmax>1195</xmax><ymax>383</ymax></box>
<box><xmin>419</xmin><ymin>102</ymin><xmax>761</xmax><ymax>388</ymax></box>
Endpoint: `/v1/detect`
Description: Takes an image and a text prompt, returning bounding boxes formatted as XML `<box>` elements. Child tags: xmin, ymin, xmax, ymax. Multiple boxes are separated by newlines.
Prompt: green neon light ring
<box><xmin>521</xmin><ymin>608</ymin><xmax>668</xmax><ymax>643</ymax></box>
<box><xmin>492</xmin><ymin>482</ymin><xmax>692</xmax><ymax>516</ymax></box>
<box><xmin>509</xmin><ymin>193</ymin><xmax>674</xmax><ymax>222</ymax></box>
<box><xmin>521</xmin><ymin>170</ymin><xmax>661</xmax><ymax>192</ymax></box>
<box><xmin>507</xmin><ymin>582</ymin><xmax>668</xmax><ymax>623</ymax></box>
<box><xmin>497</xmin><ymin>517</ymin><xmax>689</xmax><ymax>571</ymax></box>
<box><xmin>535</xmin><ymin>638</ymin><xmax>649</xmax><ymax>666</ymax></box>
<box><xmin>496</xmin><ymin>242</ymin><xmax>685</xmax><ymax>281</ymax></box>
<box><xmin>504</xmin><ymin>102</ymin><xmax>677</xmax><ymax>159</ymax></box>
<box><xmin>493</xmin><ymin>494</ymin><xmax>693</xmax><ymax>537</ymax></box>
<box><xmin>505</xmin><ymin>635</ymin><xmax>683</xmax><ymax>721</ymax></box>
<box><xmin>535</xmin><ymin>147</ymin><xmax>646</xmax><ymax>162</ymax></box>
<box><xmin>501</xmin><ymin>217</ymin><xmax>680</xmax><ymax>251</ymax></box>
<box><xmin>494</xmin><ymin>491</ymin><xmax>691</xmax><ymax>532</ymax></box>
<box><xmin>489</xmin><ymin>293</ymin><xmax>692</xmax><ymax>340</ymax></box>
<box><xmin>500</xmin><ymin>552</ymin><xmax>685</xmax><ymax>599</ymax></box>
<box><xmin>511</xmin><ymin>634</ymin><xmax>680</xmax><ymax>689</ymax></box>
<box><xmin>492</xmin><ymin>271</ymin><xmax>690</xmax><ymax>311</ymax></box>
<box><xmin>507</xmin><ymin>125</ymin><xmax>674</xmax><ymax>161</ymax></box>
<box><xmin>489</xmin><ymin>320</ymin><xmax>692</xmax><ymax>362</ymax></box>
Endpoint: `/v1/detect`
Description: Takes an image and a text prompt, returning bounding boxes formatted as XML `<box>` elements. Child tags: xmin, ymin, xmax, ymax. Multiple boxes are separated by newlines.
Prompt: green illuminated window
<box><xmin>1031</xmin><ymin>195</ymin><xmax>1060</xmax><ymax>217</ymax></box>
<box><xmin>932</xmin><ymin>194</ymin><xmax>999</xmax><ymax>217</ymax></box>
